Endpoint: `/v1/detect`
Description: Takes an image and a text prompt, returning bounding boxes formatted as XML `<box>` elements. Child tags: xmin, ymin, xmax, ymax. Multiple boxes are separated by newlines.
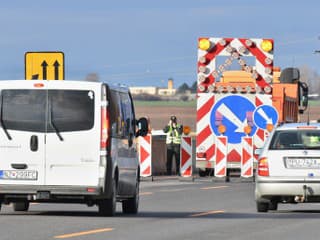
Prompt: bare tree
<box><xmin>299</xmin><ymin>65</ymin><xmax>320</xmax><ymax>94</ymax></box>
<box><xmin>85</xmin><ymin>73</ymin><xmax>99</xmax><ymax>82</ymax></box>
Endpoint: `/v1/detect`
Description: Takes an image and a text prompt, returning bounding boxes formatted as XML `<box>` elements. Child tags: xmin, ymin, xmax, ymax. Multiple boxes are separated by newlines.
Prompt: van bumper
<box><xmin>0</xmin><ymin>184</ymin><xmax>102</xmax><ymax>196</ymax></box>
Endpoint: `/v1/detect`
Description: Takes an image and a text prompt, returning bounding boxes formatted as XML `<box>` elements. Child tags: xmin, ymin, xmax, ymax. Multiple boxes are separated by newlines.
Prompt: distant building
<box><xmin>158</xmin><ymin>88</ymin><xmax>176</xmax><ymax>96</ymax></box>
<box><xmin>129</xmin><ymin>78</ymin><xmax>176</xmax><ymax>96</ymax></box>
<box><xmin>129</xmin><ymin>86</ymin><xmax>158</xmax><ymax>95</ymax></box>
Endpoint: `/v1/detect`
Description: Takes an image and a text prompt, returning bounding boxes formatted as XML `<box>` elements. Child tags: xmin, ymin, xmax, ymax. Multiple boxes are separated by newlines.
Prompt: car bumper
<box><xmin>255</xmin><ymin>177</ymin><xmax>320</xmax><ymax>201</ymax></box>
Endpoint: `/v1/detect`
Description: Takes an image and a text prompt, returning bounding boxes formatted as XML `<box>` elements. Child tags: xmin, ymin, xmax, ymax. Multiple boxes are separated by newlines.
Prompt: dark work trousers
<box><xmin>166</xmin><ymin>144</ymin><xmax>180</xmax><ymax>175</ymax></box>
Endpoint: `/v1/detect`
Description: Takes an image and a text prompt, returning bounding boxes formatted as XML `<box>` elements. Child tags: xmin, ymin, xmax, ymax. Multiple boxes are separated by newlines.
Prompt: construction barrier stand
<box><xmin>241</xmin><ymin>136</ymin><xmax>253</xmax><ymax>178</ymax></box>
<box><xmin>180</xmin><ymin>135</ymin><xmax>193</xmax><ymax>177</ymax></box>
<box><xmin>215</xmin><ymin>136</ymin><xmax>227</xmax><ymax>177</ymax></box>
<box><xmin>139</xmin><ymin>134</ymin><xmax>152</xmax><ymax>177</ymax></box>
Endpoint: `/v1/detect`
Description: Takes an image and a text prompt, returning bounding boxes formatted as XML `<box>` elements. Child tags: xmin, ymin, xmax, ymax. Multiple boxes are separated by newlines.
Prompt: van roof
<box><xmin>103</xmin><ymin>82</ymin><xmax>130</xmax><ymax>93</ymax></box>
<box><xmin>0</xmin><ymin>80</ymin><xmax>130</xmax><ymax>93</ymax></box>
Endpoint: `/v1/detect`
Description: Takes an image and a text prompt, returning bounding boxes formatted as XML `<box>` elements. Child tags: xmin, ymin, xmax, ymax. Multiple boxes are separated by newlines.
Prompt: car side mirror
<box><xmin>298</xmin><ymin>81</ymin><xmax>308</xmax><ymax>113</ymax></box>
<box><xmin>136</xmin><ymin>117</ymin><xmax>149</xmax><ymax>137</ymax></box>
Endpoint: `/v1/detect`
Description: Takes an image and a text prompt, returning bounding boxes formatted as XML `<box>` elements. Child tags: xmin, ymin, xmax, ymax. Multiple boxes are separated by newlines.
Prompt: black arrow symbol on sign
<box><xmin>41</xmin><ymin>61</ymin><xmax>48</xmax><ymax>80</ymax></box>
<box><xmin>53</xmin><ymin>60</ymin><xmax>60</xmax><ymax>80</ymax></box>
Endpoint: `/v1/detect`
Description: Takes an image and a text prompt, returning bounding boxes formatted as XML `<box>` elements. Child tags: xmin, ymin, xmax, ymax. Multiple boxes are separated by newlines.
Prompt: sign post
<box><xmin>25</xmin><ymin>52</ymin><xmax>64</xmax><ymax>80</ymax></box>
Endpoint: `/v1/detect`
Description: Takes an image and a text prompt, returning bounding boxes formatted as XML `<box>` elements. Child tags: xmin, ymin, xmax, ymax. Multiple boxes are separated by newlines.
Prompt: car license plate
<box><xmin>0</xmin><ymin>170</ymin><xmax>38</xmax><ymax>180</ymax></box>
<box><xmin>36</xmin><ymin>191</ymin><xmax>50</xmax><ymax>200</ymax></box>
<box><xmin>285</xmin><ymin>158</ymin><xmax>320</xmax><ymax>169</ymax></box>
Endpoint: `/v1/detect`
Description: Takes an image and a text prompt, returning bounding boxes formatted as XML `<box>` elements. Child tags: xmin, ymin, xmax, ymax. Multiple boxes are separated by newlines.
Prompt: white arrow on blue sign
<box><xmin>253</xmin><ymin>105</ymin><xmax>278</xmax><ymax>130</ymax></box>
<box><xmin>210</xmin><ymin>95</ymin><xmax>257</xmax><ymax>144</ymax></box>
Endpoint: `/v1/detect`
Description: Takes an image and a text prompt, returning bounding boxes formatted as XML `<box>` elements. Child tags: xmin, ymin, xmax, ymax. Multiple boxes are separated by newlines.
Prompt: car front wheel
<box><xmin>256</xmin><ymin>202</ymin><xmax>269</xmax><ymax>212</ymax></box>
<box><xmin>268</xmin><ymin>201</ymin><xmax>278</xmax><ymax>211</ymax></box>
<box><xmin>13</xmin><ymin>202</ymin><xmax>30</xmax><ymax>211</ymax></box>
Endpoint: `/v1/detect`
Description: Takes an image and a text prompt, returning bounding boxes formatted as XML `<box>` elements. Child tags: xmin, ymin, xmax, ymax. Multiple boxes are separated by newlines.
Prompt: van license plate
<box><xmin>0</xmin><ymin>170</ymin><xmax>38</xmax><ymax>180</ymax></box>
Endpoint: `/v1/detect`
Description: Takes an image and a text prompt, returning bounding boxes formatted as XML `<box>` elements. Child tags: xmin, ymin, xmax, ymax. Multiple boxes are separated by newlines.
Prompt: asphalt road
<box><xmin>1</xmin><ymin>177</ymin><xmax>320</xmax><ymax>240</ymax></box>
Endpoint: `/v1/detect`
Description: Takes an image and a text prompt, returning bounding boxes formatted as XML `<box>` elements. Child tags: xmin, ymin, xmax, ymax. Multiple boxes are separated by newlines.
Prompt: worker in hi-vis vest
<box><xmin>163</xmin><ymin>116</ymin><xmax>183</xmax><ymax>175</ymax></box>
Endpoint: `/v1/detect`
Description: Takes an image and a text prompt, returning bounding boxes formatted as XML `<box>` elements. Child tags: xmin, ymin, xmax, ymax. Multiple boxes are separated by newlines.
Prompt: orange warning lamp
<box><xmin>218</xmin><ymin>125</ymin><xmax>226</xmax><ymax>134</ymax></box>
<box><xmin>266</xmin><ymin>123</ymin><xmax>274</xmax><ymax>132</ymax></box>
<box><xmin>261</xmin><ymin>39</ymin><xmax>273</xmax><ymax>52</ymax></box>
<box><xmin>183</xmin><ymin>126</ymin><xmax>191</xmax><ymax>135</ymax></box>
<box><xmin>244</xmin><ymin>125</ymin><xmax>252</xmax><ymax>135</ymax></box>
<box><xmin>199</xmin><ymin>38</ymin><xmax>211</xmax><ymax>51</ymax></box>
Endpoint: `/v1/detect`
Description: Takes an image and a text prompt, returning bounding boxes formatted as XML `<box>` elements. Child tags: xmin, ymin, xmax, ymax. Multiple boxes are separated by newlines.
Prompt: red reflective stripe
<box><xmin>197</xmin><ymin>96</ymin><xmax>214</xmax><ymax>122</ymax></box>
<box><xmin>202</xmin><ymin>37</ymin><xmax>233</xmax><ymax>62</ymax></box>
<box><xmin>239</xmin><ymin>38</ymin><xmax>272</xmax><ymax>88</ymax></box>
<box><xmin>196</xmin><ymin>125</ymin><xmax>212</xmax><ymax>147</ymax></box>
<box><xmin>197</xmin><ymin>38</ymin><xmax>233</xmax><ymax>87</ymax></box>
<box><xmin>100</xmin><ymin>107</ymin><xmax>108</xmax><ymax>149</ymax></box>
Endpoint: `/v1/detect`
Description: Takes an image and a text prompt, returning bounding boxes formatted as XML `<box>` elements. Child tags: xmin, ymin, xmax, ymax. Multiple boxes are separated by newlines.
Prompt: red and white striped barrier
<box><xmin>180</xmin><ymin>135</ymin><xmax>193</xmax><ymax>177</ymax></box>
<box><xmin>215</xmin><ymin>136</ymin><xmax>227</xmax><ymax>177</ymax></box>
<box><xmin>241</xmin><ymin>136</ymin><xmax>253</xmax><ymax>178</ymax></box>
<box><xmin>139</xmin><ymin>134</ymin><xmax>152</xmax><ymax>177</ymax></box>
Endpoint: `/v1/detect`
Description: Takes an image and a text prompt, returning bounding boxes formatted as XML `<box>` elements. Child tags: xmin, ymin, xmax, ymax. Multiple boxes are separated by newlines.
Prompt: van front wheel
<box><xmin>98</xmin><ymin>179</ymin><xmax>117</xmax><ymax>216</ymax></box>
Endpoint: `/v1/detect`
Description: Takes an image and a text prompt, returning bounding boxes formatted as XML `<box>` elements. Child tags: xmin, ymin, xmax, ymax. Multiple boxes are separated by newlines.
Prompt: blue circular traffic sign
<box><xmin>210</xmin><ymin>95</ymin><xmax>257</xmax><ymax>144</ymax></box>
<box><xmin>253</xmin><ymin>105</ymin><xmax>278</xmax><ymax>130</ymax></box>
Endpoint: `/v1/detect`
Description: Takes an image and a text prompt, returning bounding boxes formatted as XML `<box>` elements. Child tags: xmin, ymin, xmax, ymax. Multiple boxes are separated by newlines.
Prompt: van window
<box><xmin>109</xmin><ymin>90</ymin><xmax>123</xmax><ymax>137</ymax></box>
<box><xmin>120</xmin><ymin>92</ymin><xmax>134</xmax><ymax>137</ymax></box>
<box><xmin>0</xmin><ymin>89</ymin><xmax>94</xmax><ymax>133</ymax></box>
<box><xmin>1</xmin><ymin>90</ymin><xmax>46</xmax><ymax>132</ymax></box>
<box><xmin>49</xmin><ymin>90</ymin><xmax>94</xmax><ymax>132</ymax></box>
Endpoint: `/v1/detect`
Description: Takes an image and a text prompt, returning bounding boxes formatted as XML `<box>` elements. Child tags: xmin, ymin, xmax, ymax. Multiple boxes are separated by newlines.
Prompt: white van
<box><xmin>0</xmin><ymin>80</ymin><xmax>148</xmax><ymax>216</ymax></box>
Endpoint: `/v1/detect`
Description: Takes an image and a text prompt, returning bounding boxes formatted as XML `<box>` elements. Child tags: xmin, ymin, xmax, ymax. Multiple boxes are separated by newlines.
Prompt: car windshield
<box><xmin>269</xmin><ymin>129</ymin><xmax>320</xmax><ymax>150</ymax></box>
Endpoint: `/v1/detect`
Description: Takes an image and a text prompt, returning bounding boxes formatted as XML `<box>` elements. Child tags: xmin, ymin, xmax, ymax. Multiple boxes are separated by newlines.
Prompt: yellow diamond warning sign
<box><xmin>25</xmin><ymin>52</ymin><xmax>64</xmax><ymax>80</ymax></box>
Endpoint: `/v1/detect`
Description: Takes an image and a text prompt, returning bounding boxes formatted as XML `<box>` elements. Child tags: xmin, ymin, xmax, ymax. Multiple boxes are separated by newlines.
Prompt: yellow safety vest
<box><xmin>166</xmin><ymin>125</ymin><xmax>182</xmax><ymax>145</ymax></box>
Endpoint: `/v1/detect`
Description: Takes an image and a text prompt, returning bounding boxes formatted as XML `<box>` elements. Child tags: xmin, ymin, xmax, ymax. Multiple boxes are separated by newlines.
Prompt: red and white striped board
<box><xmin>214</xmin><ymin>136</ymin><xmax>227</xmax><ymax>177</ymax></box>
<box><xmin>241</xmin><ymin>136</ymin><xmax>253</xmax><ymax>178</ymax></box>
<box><xmin>197</xmin><ymin>37</ymin><xmax>274</xmax><ymax>92</ymax></box>
<box><xmin>196</xmin><ymin>37</ymin><xmax>274</xmax><ymax>171</ymax></box>
<box><xmin>196</xmin><ymin>93</ymin><xmax>215</xmax><ymax>167</ymax></box>
<box><xmin>139</xmin><ymin>134</ymin><xmax>152</xmax><ymax>177</ymax></box>
<box><xmin>180</xmin><ymin>135</ymin><xmax>193</xmax><ymax>177</ymax></box>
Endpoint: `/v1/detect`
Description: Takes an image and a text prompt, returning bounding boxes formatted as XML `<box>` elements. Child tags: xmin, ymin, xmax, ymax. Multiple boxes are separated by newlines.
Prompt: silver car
<box><xmin>255</xmin><ymin>122</ymin><xmax>320</xmax><ymax>212</ymax></box>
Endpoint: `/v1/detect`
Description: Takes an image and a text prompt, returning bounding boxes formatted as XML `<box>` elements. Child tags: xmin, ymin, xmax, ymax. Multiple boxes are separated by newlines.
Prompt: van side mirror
<box><xmin>136</xmin><ymin>117</ymin><xmax>149</xmax><ymax>137</ymax></box>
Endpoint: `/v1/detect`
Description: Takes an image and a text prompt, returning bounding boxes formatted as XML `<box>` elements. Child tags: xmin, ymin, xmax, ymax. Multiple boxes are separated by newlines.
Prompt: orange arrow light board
<box><xmin>25</xmin><ymin>52</ymin><xmax>64</xmax><ymax>80</ymax></box>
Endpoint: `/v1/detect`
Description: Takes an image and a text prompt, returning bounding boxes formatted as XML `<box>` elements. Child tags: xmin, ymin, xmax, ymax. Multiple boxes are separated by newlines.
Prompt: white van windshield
<box><xmin>0</xmin><ymin>89</ymin><xmax>94</xmax><ymax>133</ymax></box>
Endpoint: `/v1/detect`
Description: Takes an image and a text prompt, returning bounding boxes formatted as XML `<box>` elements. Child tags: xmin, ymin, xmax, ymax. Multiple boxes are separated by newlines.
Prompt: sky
<box><xmin>0</xmin><ymin>0</ymin><xmax>320</xmax><ymax>88</ymax></box>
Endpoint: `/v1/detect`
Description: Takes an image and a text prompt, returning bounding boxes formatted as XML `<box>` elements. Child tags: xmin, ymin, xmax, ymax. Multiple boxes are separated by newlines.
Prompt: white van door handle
<box><xmin>30</xmin><ymin>135</ymin><xmax>38</xmax><ymax>152</ymax></box>
<box><xmin>11</xmin><ymin>163</ymin><xmax>27</xmax><ymax>169</ymax></box>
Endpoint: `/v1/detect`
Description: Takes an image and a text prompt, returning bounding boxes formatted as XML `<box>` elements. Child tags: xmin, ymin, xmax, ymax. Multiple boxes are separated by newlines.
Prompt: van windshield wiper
<box><xmin>49</xmin><ymin>100</ymin><xmax>63</xmax><ymax>141</ymax></box>
<box><xmin>0</xmin><ymin>95</ymin><xmax>12</xmax><ymax>140</ymax></box>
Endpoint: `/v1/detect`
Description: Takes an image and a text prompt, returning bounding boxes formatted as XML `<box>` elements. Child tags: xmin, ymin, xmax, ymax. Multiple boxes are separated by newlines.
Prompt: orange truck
<box><xmin>195</xmin><ymin>37</ymin><xmax>308</xmax><ymax>178</ymax></box>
